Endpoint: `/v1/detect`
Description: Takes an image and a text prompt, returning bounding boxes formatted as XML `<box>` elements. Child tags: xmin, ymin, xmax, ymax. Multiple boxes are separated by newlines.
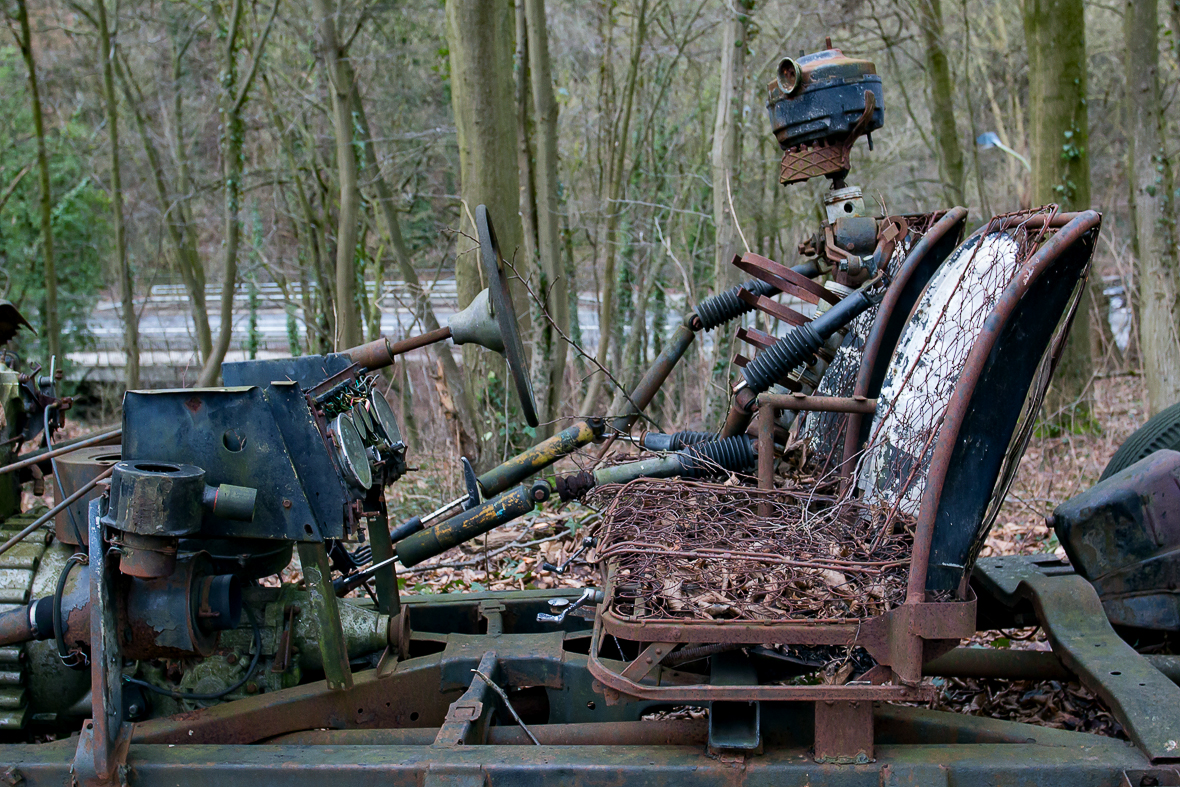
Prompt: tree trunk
<box><xmin>197</xmin><ymin>0</ymin><xmax>275</xmax><ymax>386</ymax></box>
<box><xmin>711</xmin><ymin>1</ymin><xmax>749</xmax><ymax>292</ymax></box>
<box><xmin>348</xmin><ymin>77</ymin><xmax>482</xmax><ymax>464</ymax></box>
<box><xmin>1023</xmin><ymin>0</ymin><xmax>1092</xmax><ymax>416</ymax></box>
<box><xmin>168</xmin><ymin>29</ymin><xmax>212</xmax><ymax>364</ymax></box>
<box><xmin>94</xmin><ymin>0</ymin><xmax>139</xmax><ymax>390</ymax></box>
<box><xmin>1127</xmin><ymin>0</ymin><xmax>1180</xmax><ymax>414</ymax></box>
<box><xmin>11</xmin><ymin>0</ymin><xmax>60</xmax><ymax>363</ymax></box>
<box><xmin>116</xmin><ymin>54</ymin><xmax>210</xmax><ymax>367</ymax></box>
<box><xmin>514</xmin><ymin>0</ymin><xmax>547</xmax><ymax>431</ymax></box>
<box><xmin>916</xmin><ymin>0</ymin><xmax>966</xmax><ymax>206</ymax></box>
<box><xmin>312</xmin><ymin>0</ymin><xmax>362</xmax><ymax>351</ymax></box>
<box><xmin>705</xmin><ymin>0</ymin><xmax>749</xmax><ymax>425</ymax></box>
<box><xmin>524</xmin><ymin>0</ymin><xmax>570</xmax><ymax>430</ymax></box>
<box><xmin>581</xmin><ymin>0</ymin><xmax>648</xmax><ymax>414</ymax></box>
<box><xmin>446</xmin><ymin>0</ymin><xmax>527</xmax><ymax>465</ymax></box>
<box><xmin>264</xmin><ymin>76</ymin><xmax>335</xmax><ymax>352</ymax></box>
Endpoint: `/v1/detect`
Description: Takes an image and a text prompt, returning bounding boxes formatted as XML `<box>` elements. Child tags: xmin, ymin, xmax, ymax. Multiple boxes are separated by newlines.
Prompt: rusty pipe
<box><xmin>0</xmin><ymin>604</ymin><xmax>36</xmax><ymax>646</ymax></box>
<box><xmin>0</xmin><ymin>428</ymin><xmax>122</xmax><ymax>477</ymax></box>
<box><xmin>610</xmin><ymin>323</ymin><xmax>696</xmax><ymax>435</ymax></box>
<box><xmin>758</xmin><ymin>393</ymin><xmax>876</xmax><ymax>414</ymax></box>
<box><xmin>757</xmin><ymin>404</ymin><xmax>775</xmax><ymax>517</ymax></box>
<box><xmin>719</xmin><ymin>387</ymin><xmax>758</xmax><ymax>438</ymax></box>
<box><xmin>344</xmin><ymin>326</ymin><xmax>453</xmax><ymax>370</ymax></box>
<box><xmin>0</xmin><ymin>466</ymin><xmax>115</xmax><ymax>558</ymax></box>
<box><xmin>478</xmin><ymin>418</ymin><xmax>605</xmax><ymax>497</ymax></box>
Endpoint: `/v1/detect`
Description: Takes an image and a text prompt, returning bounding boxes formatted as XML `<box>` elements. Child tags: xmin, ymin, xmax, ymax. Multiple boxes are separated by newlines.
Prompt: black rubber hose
<box><xmin>54</xmin><ymin>553</ymin><xmax>88</xmax><ymax>669</ymax></box>
<box><xmin>740</xmin><ymin>324</ymin><xmax>823</xmax><ymax>394</ymax></box>
<box><xmin>679</xmin><ymin>436</ymin><xmax>757</xmax><ymax>477</ymax></box>
<box><xmin>643</xmin><ymin>431</ymin><xmax>716</xmax><ymax>451</ymax></box>
<box><xmin>124</xmin><ymin>606</ymin><xmax>261</xmax><ymax>701</ymax></box>
<box><xmin>740</xmin><ymin>288</ymin><xmax>877</xmax><ymax>394</ymax></box>
<box><xmin>695</xmin><ymin>279</ymin><xmax>778</xmax><ymax>331</ymax></box>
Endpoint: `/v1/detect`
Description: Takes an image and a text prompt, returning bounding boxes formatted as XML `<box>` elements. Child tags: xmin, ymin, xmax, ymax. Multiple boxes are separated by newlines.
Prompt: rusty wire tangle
<box><xmin>593</xmin><ymin>208</ymin><xmax>1069</xmax><ymax>625</ymax></box>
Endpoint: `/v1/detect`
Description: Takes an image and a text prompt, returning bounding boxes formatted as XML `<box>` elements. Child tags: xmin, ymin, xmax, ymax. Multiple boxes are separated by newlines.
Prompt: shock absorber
<box><xmin>555</xmin><ymin>436</ymin><xmax>757</xmax><ymax>502</ymax></box>
<box><xmin>740</xmin><ymin>278</ymin><xmax>882</xmax><ymax>396</ymax></box>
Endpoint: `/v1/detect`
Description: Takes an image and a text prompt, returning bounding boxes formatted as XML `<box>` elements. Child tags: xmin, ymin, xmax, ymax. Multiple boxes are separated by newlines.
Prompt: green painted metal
<box><xmin>295</xmin><ymin>543</ymin><xmax>353</xmax><ymax>691</ymax></box>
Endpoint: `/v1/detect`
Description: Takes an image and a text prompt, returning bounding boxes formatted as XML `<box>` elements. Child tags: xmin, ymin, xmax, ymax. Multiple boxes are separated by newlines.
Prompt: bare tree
<box><xmin>90</xmin><ymin>0</ymin><xmax>140</xmax><ymax>389</ymax></box>
<box><xmin>916</xmin><ymin>0</ymin><xmax>965</xmax><ymax>206</ymax></box>
<box><xmin>197</xmin><ymin>0</ymin><xmax>278</xmax><ymax>386</ymax></box>
<box><xmin>311</xmin><ymin>0</ymin><xmax>362</xmax><ymax>350</ymax></box>
<box><xmin>1023</xmin><ymin>0</ymin><xmax>1092</xmax><ymax>415</ymax></box>
<box><xmin>6</xmin><ymin>0</ymin><xmax>59</xmax><ymax>363</ymax></box>
<box><xmin>581</xmin><ymin>0</ymin><xmax>648</xmax><ymax>415</ymax></box>
<box><xmin>1126</xmin><ymin>0</ymin><xmax>1180</xmax><ymax>413</ymax></box>
<box><xmin>446</xmin><ymin>0</ymin><xmax>528</xmax><ymax>465</ymax></box>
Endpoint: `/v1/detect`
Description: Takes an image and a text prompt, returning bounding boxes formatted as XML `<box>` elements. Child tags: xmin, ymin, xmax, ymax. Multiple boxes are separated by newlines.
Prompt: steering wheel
<box><xmin>476</xmin><ymin>205</ymin><xmax>539</xmax><ymax>428</ymax></box>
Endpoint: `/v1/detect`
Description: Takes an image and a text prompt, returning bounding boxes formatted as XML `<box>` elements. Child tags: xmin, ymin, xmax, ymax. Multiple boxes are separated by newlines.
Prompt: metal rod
<box><xmin>344</xmin><ymin>326</ymin><xmax>453</xmax><ymax>370</ymax></box>
<box><xmin>757</xmin><ymin>404</ymin><xmax>775</xmax><ymax>518</ymax></box>
<box><xmin>0</xmin><ymin>466</ymin><xmax>115</xmax><ymax>557</ymax></box>
<box><xmin>0</xmin><ymin>428</ymin><xmax>122</xmax><ymax>476</ymax></box>
<box><xmin>423</xmin><ymin>495</ymin><xmax>468</xmax><ymax>526</ymax></box>
<box><xmin>757</xmin><ymin>393</ymin><xmax>877</xmax><ymax>414</ymax></box>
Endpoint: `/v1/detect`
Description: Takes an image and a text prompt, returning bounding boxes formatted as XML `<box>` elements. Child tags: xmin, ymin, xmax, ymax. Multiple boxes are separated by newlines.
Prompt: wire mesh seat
<box><xmin>588</xmin><ymin>208</ymin><xmax>1101</xmax><ymax>701</ymax></box>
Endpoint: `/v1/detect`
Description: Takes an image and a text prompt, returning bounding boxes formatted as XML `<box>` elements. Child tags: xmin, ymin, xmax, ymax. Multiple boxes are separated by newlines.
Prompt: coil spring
<box><xmin>741</xmin><ymin>324</ymin><xmax>823</xmax><ymax>395</ymax></box>
<box><xmin>680</xmin><ymin>436</ymin><xmax>757</xmax><ymax>477</ymax></box>
<box><xmin>694</xmin><ymin>279</ymin><xmax>777</xmax><ymax>331</ymax></box>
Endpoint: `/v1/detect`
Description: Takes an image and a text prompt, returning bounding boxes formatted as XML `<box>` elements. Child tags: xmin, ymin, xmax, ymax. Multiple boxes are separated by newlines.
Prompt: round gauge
<box><xmin>368</xmin><ymin>390</ymin><xmax>403</xmax><ymax>445</ymax></box>
<box><xmin>331</xmin><ymin>413</ymin><xmax>372</xmax><ymax>489</ymax></box>
<box><xmin>352</xmin><ymin>402</ymin><xmax>375</xmax><ymax>443</ymax></box>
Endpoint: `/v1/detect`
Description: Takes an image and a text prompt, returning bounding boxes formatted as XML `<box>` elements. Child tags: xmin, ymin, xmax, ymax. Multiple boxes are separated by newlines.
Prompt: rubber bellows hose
<box><xmin>740</xmin><ymin>323</ymin><xmax>824</xmax><ymax>394</ymax></box>
<box><xmin>678</xmin><ymin>436</ymin><xmax>757</xmax><ymax>477</ymax></box>
<box><xmin>643</xmin><ymin>430</ymin><xmax>717</xmax><ymax>451</ymax></box>
<box><xmin>695</xmin><ymin>278</ymin><xmax>777</xmax><ymax>331</ymax></box>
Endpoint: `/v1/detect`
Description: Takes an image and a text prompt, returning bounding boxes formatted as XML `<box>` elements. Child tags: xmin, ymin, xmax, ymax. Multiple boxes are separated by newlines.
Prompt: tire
<box><xmin>1100</xmin><ymin>400</ymin><xmax>1180</xmax><ymax>481</ymax></box>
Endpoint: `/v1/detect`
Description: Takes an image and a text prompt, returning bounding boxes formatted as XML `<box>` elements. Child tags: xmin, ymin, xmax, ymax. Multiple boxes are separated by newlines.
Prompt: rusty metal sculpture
<box><xmin>0</xmin><ymin>41</ymin><xmax>1177</xmax><ymax>787</ymax></box>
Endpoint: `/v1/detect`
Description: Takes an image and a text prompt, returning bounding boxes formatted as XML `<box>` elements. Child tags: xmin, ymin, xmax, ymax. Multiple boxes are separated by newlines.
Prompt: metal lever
<box><xmin>542</xmin><ymin>536</ymin><xmax>596</xmax><ymax>575</ymax></box>
<box><xmin>536</xmin><ymin>588</ymin><xmax>603</xmax><ymax>624</ymax></box>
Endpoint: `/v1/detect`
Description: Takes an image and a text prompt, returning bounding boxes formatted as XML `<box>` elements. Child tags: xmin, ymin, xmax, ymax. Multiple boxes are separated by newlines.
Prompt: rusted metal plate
<box><xmin>734</xmin><ymin>252</ymin><xmax>840</xmax><ymax>304</ymax></box>
<box><xmin>814</xmin><ymin>700</ymin><xmax>873</xmax><ymax>764</ymax></box>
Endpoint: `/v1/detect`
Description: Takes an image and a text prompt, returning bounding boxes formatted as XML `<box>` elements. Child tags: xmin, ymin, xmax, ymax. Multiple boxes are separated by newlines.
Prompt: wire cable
<box><xmin>53</xmin><ymin>553</ymin><xmax>88</xmax><ymax>669</ymax></box>
<box><xmin>123</xmin><ymin>606</ymin><xmax>262</xmax><ymax>701</ymax></box>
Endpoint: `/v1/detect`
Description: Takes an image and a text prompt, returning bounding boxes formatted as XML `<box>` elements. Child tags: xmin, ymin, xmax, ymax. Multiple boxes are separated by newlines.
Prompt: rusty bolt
<box><xmin>283</xmin><ymin>499</ymin><xmax>293</xmax><ymax>509</ymax></box>
<box><xmin>645</xmin><ymin>657</ymin><xmax>653</xmax><ymax>664</ymax></box>
<box><xmin>226</xmin><ymin>653</ymin><xmax>238</xmax><ymax>665</ymax></box>
<box><xmin>245</xmin><ymin>682</ymin><xmax>259</xmax><ymax>695</ymax></box>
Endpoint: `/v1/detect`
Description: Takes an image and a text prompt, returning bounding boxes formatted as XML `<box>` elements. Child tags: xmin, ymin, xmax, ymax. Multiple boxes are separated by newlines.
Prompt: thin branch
<box><xmin>232</xmin><ymin>0</ymin><xmax>279</xmax><ymax>113</ymax></box>
<box><xmin>471</xmin><ymin>669</ymin><xmax>539</xmax><ymax>745</ymax></box>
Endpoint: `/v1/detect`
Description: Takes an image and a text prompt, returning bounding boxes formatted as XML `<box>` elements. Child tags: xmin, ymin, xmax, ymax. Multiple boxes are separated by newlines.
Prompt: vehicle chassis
<box><xmin>0</xmin><ymin>553</ymin><xmax>1173</xmax><ymax>785</ymax></box>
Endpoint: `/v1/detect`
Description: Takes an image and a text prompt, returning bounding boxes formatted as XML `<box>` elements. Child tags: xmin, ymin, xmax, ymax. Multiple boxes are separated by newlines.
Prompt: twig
<box><xmin>724</xmin><ymin>171</ymin><xmax>750</xmax><ymax>254</ymax></box>
<box><xmin>470</xmin><ymin>668</ymin><xmax>539</xmax><ymax>745</ymax></box>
